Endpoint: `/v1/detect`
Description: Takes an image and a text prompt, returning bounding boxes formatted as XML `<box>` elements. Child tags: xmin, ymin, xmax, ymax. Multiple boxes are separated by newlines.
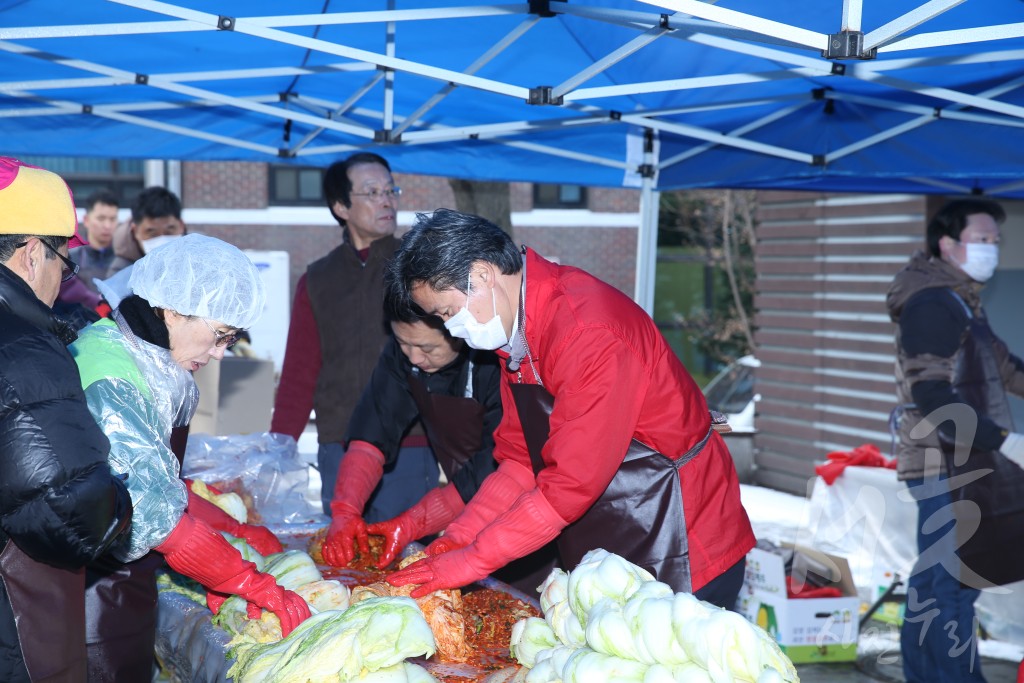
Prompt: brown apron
<box><xmin>510</xmin><ymin>381</ymin><xmax>708</xmax><ymax>594</ymax></box>
<box><xmin>408</xmin><ymin>364</ymin><xmax>561</xmax><ymax>594</ymax></box>
<box><xmin>0</xmin><ymin>540</ymin><xmax>87</xmax><ymax>682</ymax></box>
<box><xmin>406</xmin><ymin>364</ymin><xmax>486</xmax><ymax>482</ymax></box>
<box><xmin>940</xmin><ymin>292</ymin><xmax>1024</xmax><ymax>587</ymax></box>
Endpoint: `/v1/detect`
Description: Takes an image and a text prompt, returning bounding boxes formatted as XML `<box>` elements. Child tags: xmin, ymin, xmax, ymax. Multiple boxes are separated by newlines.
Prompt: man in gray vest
<box><xmin>272</xmin><ymin>153</ymin><xmax>437</xmax><ymax>520</ymax></box>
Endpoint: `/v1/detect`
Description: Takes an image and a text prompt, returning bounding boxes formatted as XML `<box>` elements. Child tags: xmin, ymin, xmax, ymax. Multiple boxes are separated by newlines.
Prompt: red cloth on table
<box><xmin>786</xmin><ymin>575</ymin><xmax>843</xmax><ymax>599</ymax></box>
<box><xmin>814</xmin><ymin>443</ymin><xmax>896</xmax><ymax>485</ymax></box>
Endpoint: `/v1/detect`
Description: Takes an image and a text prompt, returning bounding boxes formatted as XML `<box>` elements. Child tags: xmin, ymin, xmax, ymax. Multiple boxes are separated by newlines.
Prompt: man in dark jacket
<box><xmin>321</xmin><ymin>303</ymin><xmax>502</xmax><ymax>563</ymax></box>
<box><xmin>887</xmin><ymin>198</ymin><xmax>1022</xmax><ymax>683</ymax></box>
<box><xmin>272</xmin><ymin>153</ymin><xmax>437</xmax><ymax>519</ymax></box>
<box><xmin>0</xmin><ymin>157</ymin><xmax>133</xmax><ymax>682</ymax></box>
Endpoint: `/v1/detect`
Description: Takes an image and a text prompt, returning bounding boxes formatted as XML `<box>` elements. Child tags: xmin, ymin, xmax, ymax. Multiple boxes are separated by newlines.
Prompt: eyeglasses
<box><xmin>15</xmin><ymin>240</ymin><xmax>79</xmax><ymax>282</ymax></box>
<box><xmin>199</xmin><ymin>318</ymin><xmax>241</xmax><ymax>348</ymax></box>
<box><xmin>350</xmin><ymin>187</ymin><xmax>402</xmax><ymax>202</ymax></box>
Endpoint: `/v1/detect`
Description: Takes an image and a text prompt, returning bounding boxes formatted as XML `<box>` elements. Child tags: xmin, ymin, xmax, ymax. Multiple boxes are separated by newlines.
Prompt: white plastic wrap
<box><xmin>75</xmin><ymin>320</ymin><xmax>198</xmax><ymax>561</ymax></box>
<box><xmin>182</xmin><ymin>433</ymin><xmax>325</xmax><ymax>525</ymax></box>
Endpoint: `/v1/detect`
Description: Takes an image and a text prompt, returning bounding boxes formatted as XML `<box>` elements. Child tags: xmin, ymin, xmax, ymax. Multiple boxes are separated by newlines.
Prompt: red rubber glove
<box><xmin>156</xmin><ymin>513</ymin><xmax>310</xmax><ymax>637</ymax></box>
<box><xmin>185</xmin><ymin>484</ymin><xmax>283</xmax><ymax>556</ymax></box>
<box><xmin>321</xmin><ymin>441</ymin><xmax>385</xmax><ymax>567</ymax></box>
<box><xmin>387</xmin><ymin>488</ymin><xmax>566</xmax><ymax>598</ymax></box>
<box><xmin>366</xmin><ymin>485</ymin><xmax>466</xmax><ymax>568</ymax></box>
<box><xmin>431</xmin><ymin>460</ymin><xmax>536</xmax><ymax>551</ymax></box>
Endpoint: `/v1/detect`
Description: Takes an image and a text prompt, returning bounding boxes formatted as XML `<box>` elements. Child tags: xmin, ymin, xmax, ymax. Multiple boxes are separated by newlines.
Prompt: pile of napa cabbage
<box><xmin>158</xmin><ymin>537</ymin><xmax>437</xmax><ymax>682</ymax></box>
<box><xmin>508</xmin><ymin>549</ymin><xmax>799</xmax><ymax>683</ymax></box>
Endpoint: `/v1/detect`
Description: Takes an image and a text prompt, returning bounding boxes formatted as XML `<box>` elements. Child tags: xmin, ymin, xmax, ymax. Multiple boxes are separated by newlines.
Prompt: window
<box><xmin>533</xmin><ymin>183</ymin><xmax>587</xmax><ymax>209</ymax></box>
<box><xmin>270</xmin><ymin>165</ymin><xmax>324</xmax><ymax>205</ymax></box>
<box><xmin>18</xmin><ymin>156</ymin><xmax>144</xmax><ymax>206</ymax></box>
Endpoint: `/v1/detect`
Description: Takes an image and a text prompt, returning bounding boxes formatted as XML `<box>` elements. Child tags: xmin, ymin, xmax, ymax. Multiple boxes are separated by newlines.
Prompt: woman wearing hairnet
<box><xmin>70</xmin><ymin>234</ymin><xmax>310</xmax><ymax>681</ymax></box>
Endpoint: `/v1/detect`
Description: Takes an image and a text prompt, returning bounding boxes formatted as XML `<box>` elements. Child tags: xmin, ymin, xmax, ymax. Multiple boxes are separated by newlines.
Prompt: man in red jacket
<box><xmin>385</xmin><ymin>208</ymin><xmax>754</xmax><ymax>608</ymax></box>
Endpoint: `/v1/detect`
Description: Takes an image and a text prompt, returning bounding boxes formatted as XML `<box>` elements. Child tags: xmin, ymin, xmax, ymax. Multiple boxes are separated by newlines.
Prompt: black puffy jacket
<box><xmin>0</xmin><ymin>263</ymin><xmax>133</xmax><ymax>681</ymax></box>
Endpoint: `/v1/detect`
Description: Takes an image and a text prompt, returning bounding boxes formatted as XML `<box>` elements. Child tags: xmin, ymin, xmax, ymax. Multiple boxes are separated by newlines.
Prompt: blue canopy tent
<box><xmin>2</xmin><ymin>0</ymin><xmax>1024</xmax><ymax>309</ymax></box>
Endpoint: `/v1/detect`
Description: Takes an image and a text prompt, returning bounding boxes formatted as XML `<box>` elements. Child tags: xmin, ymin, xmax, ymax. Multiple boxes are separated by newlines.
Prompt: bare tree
<box><xmin>448</xmin><ymin>179</ymin><xmax>513</xmax><ymax>238</ymax></box>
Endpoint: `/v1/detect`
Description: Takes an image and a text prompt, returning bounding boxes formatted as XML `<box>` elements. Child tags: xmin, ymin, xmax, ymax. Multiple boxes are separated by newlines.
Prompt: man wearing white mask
<box><xmin>105</xmin><ymin>186</ymin><xmax>186</xmax><ymax>277</ymax></box>
<box><xmin>887</xmin><ymin>198</ymin><xmax>1023</xmax><ymax>683</ymax></box>
<box><xmin>382</xmin><ymin>208</ymin><xmax>754</xmax><ymax>610</ymax></box>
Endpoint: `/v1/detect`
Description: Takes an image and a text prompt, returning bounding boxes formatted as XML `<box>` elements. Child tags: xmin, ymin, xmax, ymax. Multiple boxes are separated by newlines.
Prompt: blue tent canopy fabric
<box><xmin>2</xmin><ymin>0</ymin><xmax>1024</xmax><ymax>197</ymax></box>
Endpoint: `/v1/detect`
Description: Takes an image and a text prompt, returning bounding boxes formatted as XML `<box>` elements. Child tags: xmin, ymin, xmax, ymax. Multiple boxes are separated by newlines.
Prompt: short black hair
<box><xmin>84</xmin><ymin>188</ymin><xmax>119</xmax><ymax>212</ymax></box>
<box><xmin>323</xmin><ymin>153</ymin><xmax>391</xmax><ymax>228</ymax></box>
<box><xmin>0</xmin><ymin>234</ymin><xmax>69</xmax><ymax>263</ymax></box>
<box><xmin>927</xmin><ymin>198</ymin><xmax>1006</xmax><ymax>258</ymax></box>
<box><xmin>131</xmin><ymin>186</ymin><xmax>182</xmax><ymax>224</ymax></box>
<box><xmin>385</xmin><ymin>208</ymin><xmax>522</xmax><ymax>320</ymax></box>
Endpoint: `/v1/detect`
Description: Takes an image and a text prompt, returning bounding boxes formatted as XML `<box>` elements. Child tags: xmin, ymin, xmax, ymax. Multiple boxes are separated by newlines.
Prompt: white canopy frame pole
<box><xmin>634</xmin><ymin>128</ymin><xmax>659</xmax><ymax>314</ymax></box>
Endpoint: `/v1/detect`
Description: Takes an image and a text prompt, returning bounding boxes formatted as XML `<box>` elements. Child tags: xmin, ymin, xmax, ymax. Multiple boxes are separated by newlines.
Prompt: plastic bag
<box><xmin>182</xmin><ymin>432</ymin><xmax>325</xmax><ymax>525</ymax></box>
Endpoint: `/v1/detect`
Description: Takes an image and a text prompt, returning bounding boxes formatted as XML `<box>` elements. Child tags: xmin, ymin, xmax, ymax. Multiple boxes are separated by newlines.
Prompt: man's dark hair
<box><xmin>84</xmin><ymin>188</ymin><xmax>119</xmax><ymax>213</ymax></box>
<box><xmin>131</xmin><ymin>186</ymin><xmax>182</xmax><ymax>224</ymax></box>
<box><xmin>385</xmin><ymin>208</ymin><xmax>522</xmax><ymax>319</ymax></box>
<box><xmin>0</xmin><ymin>234</ymin><xmax>69</xmax><ymax>263</ymax></box>
<box><xmin>323</xmin><ymin>153</ymin><xmax>391</xmax><ymax>228</ymax></box>
<box><xmin>927</xmin><ymin>198</ymin><xmax>1006</xmax><ymax>258</ymax></box>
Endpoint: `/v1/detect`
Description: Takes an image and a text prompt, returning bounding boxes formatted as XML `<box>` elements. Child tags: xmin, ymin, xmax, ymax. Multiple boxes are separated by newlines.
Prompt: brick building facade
<box><xmin>177</xmin><ymin>161</ymin><xmax>642</xmax><ymax>299</ymax></box>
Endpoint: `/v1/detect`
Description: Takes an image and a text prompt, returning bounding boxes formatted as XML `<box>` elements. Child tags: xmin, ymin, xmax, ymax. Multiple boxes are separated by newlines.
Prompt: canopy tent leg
<box><xmin>634</xmin><ymin>130</ymin><xmax>659</xmax><ymax>316</ymax></box>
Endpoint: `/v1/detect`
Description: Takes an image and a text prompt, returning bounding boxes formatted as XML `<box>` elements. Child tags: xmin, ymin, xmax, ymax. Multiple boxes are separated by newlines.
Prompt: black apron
<box><xmin>941</xmin><ymin>292</ymin><xmax>1024</xmax><ymax>587</ymax></box>
<box><xmin>406</xmin><ymin>363</ymin><xmax>485</xmax><ymax>482</ymax></box>
<box><xmin>83</xmin><ymin>552</ymin><xmax>162</xmax><ymax>682</ymax></box>
<box><xmin>0</xmin><ymin>540</ymin><xmax>87</xmax><ymax>682</ymax></box>
<box><xmin>407</xmin><ymin>363</ymin><xmax>559</xmax><ymax>594</ymax></box>
<box><xmin>510</xmin><ymin>380</ymin><xmax>707</xmax><ymax>594</ymax></box>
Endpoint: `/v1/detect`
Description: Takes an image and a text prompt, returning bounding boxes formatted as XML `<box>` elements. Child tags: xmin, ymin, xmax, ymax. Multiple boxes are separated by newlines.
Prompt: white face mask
<box><xmin>444</xmin><ymin>274</ymin><xmax>508</xmax><ymax>350</ymax></box>
<box><xmin>140</xmin><ymin>233</ymin><xmax>182</xmax><ymax>254</ymax></box>
<box><xmin>960</xmin><ymin>242</ymin><xmax>999</xmax><ymax>283</ymax></box>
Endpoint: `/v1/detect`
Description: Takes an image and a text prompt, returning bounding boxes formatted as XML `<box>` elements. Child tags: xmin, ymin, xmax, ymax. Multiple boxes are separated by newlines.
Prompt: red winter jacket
<box><xmin>494</xmin><ymin>249</ymin><xmax>754</xmax><ymax>591</ymax></box>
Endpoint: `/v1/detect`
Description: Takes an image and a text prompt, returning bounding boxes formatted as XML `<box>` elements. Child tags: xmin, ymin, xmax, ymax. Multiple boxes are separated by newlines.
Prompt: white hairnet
<box><xmin>129</xmin><ymin>233</ymin><xmax>266</xmax><ymax>329</ymax></box>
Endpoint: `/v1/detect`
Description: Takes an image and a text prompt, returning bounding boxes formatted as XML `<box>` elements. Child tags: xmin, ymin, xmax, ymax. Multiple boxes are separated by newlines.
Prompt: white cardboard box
<box><xmin>737</xmin><ymin>544</ymin><xmax>860</xmax><ymax>663</ymax></box>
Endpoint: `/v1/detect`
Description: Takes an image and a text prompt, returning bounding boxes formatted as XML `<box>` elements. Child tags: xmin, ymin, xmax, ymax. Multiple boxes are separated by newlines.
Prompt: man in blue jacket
<box><xmin>0</xmin><ymin>156</ymin><xmax>133</xmax><ymax>682</ymax></box>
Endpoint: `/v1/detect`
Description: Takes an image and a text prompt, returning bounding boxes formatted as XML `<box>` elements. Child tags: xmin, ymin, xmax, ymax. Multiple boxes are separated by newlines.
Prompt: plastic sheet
<box><xmin>181</xmin><ymin>433</ymin><xmax>326</xmax><ymax>525</ymax></box>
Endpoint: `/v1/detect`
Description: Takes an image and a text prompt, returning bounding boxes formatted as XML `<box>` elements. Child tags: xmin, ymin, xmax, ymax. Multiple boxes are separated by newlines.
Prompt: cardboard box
<box><xmin>191</xmin><ymin>356</ymin><xmax>275</xmax><ymax>436</ymax></box>
<box><xmin>737</xmin><ymin>544</ymin><xmax>860</xmax><ymax>664</ymax></box>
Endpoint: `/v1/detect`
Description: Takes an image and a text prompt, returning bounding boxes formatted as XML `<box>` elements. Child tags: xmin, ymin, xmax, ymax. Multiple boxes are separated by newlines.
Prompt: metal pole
<box><xmin>634</xmin><ymin>128</ymin><xmax>659</xmax><ymax>314</ymax></box>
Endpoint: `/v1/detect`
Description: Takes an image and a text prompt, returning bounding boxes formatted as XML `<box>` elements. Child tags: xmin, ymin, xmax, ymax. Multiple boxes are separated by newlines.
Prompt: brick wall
<box><xmin>179</xmin><ymin>162</ymin><xmax>640</xmax><ymax>301</ymax></box>
<box><xmin>182</xmin><ymin>161</ymin><xmax>267</xmax><ymax>209</ymax></box>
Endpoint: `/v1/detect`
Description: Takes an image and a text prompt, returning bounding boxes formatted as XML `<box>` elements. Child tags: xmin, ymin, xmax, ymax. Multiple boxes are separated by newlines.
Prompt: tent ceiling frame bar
<box><xmin>880</xmin><ymin>22</ymin><xmax>1024</xmax><ymax>53</ymax></box>
<box><xmin>862</xmin><ymin>47</ymin><xmax>1024</xmax><ymax>73</ymax></box>
<box><xmin>287</xmin><ymin>73</ymin><xmax>386</xmax><ymax>155</ymax></box>
<box><xmin>392</xmin><ymin>16</ymin><xmax>540</xmax><ymax>137</ymax></box>
<box><xmin>110</xmin><ymin>0</ymin><xmax>531</xmax><ymax>100</ymax></box>
<box><xmin>401</xmin><ymin>112</ymin><xmax>615</xmax><ymax>144</ymax></box>
<box><xmin>551</xmin><ymin>24</ymin><xmax>667</xmax><ymax>99</ymax></box>
<box><xmin>556</xmin><ymin>3</ymin><xmax>810</xmax><ymax>51</ymax></box>
<box><xmin>638</xmin><ymin>0</ymin><xmax>827</xmax><ymax>51</ymax></box>
<box><xmin>830</xmin><ymin>85</ymin><xmax>1024</xmax><ymax>129</ymax></box>
<box><xmin>905</xmin><ymin>176</ymin><xmax>973</xmax><ymax>193</ymax></box>
<box><xmin>856</xmin><ymin>71</ymin><xmax>1024</xmax><ymax>121</ymax></box>
<box><xmin>0</xmin><ymin>5</ymin><xmax>533</xmax><ymax>40</ymax></box>
<box><xmin>382</xmin><ymin>1</ymin><xmax>397</xmax><ymax>135</ymax></box>
<box><xmin>842</xmin><ymin>0</ymin><xmax>863</xmax><ymax>32</ymax></box>
<box><xmin>0</xmin><ymin>38</ymin><xmax>380</xmax><ymax>139</ymax></box>
<box><xmin>621</xmin><ymin>112</ymin><xmax>813</xmax><ymax>163</ymax></box>
<box><xmin>824</xmin><ymin>74</ymin><xmax>1024</xmax><ymax>162</ymax></box>
<box><xmin>5</xmin><ymin>88</ymin><xmax>278</xmax><ymax>155</ymax></box>
<box><xmin>863</xmin><ymin>0</ymin><xmax>966</xmax><ymax>52</ymax></box>
<box><xmin>986</xmin><ymin>178</ymin><xmax>1024</xmax><ymax>195</ymax></box>
<box><xmin>567</xmin><ymin>65</ymin><xmax>827</xmax><ymax>101</ymax></box>
<box><xmin>658</xmin><ymin>100</ymin><xmax>813</xmax><ymax>170</ymax></box>
<box><xmin>0</xmin><ymin>62</ymin><xmax>377</xmax><ymax>93</ymax></box>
